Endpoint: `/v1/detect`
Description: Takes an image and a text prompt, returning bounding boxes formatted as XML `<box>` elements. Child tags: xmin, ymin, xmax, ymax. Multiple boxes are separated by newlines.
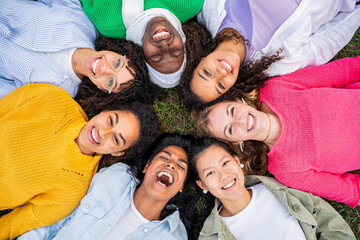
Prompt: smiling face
<box><xmin>76</xmin><ymin>110</ymin><xmax>140</xmax><ymax>156</ymax></box>
<box><xmin>73</xmin><ymin>49</ymin><xmax>135</xmax><ymax>93</ymax></box>
<box><xmin>142</xmin><ymin>145</ymin><xmax>188</xmax><ymax>202</ymax></box>
<box><xmin>190</xmin><ymin>49</ymin><xmax>241</xmax><ymax>103</ymax></box>
<box><xmin>142</xmin><ymin>17</ymin><xmax>185</xmax><ymax>74</ymax></box>
<box><xmin>195</xmin><ymin>145</ymin><xmax>247</xmax><ymax>202</ymax></box>
<box><xmin>207</xmin><ymin>101</ymin><xmax>269</xmax><ymax>143</ymax></box>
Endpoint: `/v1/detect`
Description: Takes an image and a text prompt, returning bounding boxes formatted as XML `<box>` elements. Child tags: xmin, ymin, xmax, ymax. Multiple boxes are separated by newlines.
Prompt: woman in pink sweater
<box><xmin>196</xmin><ymin>56</ymin><xmax>360</xmax><ymax>207</ymax></box>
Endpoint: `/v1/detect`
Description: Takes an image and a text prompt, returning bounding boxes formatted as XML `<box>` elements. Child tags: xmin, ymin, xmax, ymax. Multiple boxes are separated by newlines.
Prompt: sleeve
<box><xmin>309</xmin><ymin>194</ymin><xmax>356</xmax><ymax>239</ymax></box>
<box><xmin>0</xmin><ymin>186</ymin><xmax>84</xmax><ymax>240</ymax></box>
<box><xmin>18</xmin><ymin>215</ymin><xmax>72</xmax><ymax>240</ymax></box>
<box><xmin>275</xmin><ymin>170</ymin><xmax>360</xmax><ymax>208</ymax></box>
<box><xmin>260</xmin><ymin>2</ymin><xmax>360</xmax><ymax>76</ymax></box>
<box><xmin>271</xmin><ymin>56</ymin><xmax>360</xmax><ymax>89</ymax></box>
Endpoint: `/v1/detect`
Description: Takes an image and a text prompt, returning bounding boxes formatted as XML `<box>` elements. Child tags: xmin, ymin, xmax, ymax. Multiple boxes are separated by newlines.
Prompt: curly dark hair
<box><xmin>76</xmin><ymin>36</ymin><xmax>163</xmax><ymax>116</ymax></box>
<box><xmin>99</xmin><ymin>101</ymin><xmax>160</xmax><ymax>166</ymax></box>
<box><xmin>127</xmin><ymin>133</ymin><xmax>195</xmax><ymax>230</ymax></box>
<box><xmin>178</xmin><ymin>26</ymin><xmax>282</xmax><ymax>111</ymax></box>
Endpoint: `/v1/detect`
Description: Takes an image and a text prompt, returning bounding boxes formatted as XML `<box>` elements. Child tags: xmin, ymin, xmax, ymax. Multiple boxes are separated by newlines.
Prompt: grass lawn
<box><xmin>1</xmin><ymin>26</ymin><xmax>359</xmax><ymax>239</ymax></box>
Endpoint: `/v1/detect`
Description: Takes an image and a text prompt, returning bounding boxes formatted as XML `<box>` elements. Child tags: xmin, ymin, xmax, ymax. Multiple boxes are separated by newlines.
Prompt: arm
<box><xmin>260</xmin><ymin>2</ymin><xmax>360</xmax><ymax>76</ymax></box>
<box><xmin>275</xmin><ymin>170</ymin><xmax>360</xmax><ymax>208</ymax></box>
<box><xmin>270</xmin><ymin>56</ymin><xmax>360</xmax><ymax>88</ymax></box>
<box><xmin>307</xmin><ymin>193</ymin><xmax>356</xmax><ymax>239</ymax></box>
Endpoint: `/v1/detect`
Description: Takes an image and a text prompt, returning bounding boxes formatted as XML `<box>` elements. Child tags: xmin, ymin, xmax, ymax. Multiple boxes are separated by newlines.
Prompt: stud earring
<box><xmin>203</xmin><ymin>189</ymin><xmax>208</xmax><ymax>194</ymax></box>
<box><xmin>240</xmin><ymin>163</ymin><xmax>244</xmax><ymax>169</ymax></box>
<box><xmin>239</xmin><ymin>141</ymin><xmax>244</xmax><ymax>152</ymax></box>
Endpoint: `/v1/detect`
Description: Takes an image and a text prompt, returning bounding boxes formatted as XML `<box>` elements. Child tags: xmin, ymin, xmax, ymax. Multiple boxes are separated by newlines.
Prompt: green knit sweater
<box><xmin>80</xmin><ymin>0</ymin><xmax>204</xmax><ymax>38</ymax></box>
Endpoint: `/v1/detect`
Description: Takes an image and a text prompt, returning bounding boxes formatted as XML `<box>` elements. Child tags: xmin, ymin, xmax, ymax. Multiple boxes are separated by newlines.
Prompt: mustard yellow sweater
<box><xmin>0</xmin><ymin>84</ymin><xmax>101</xmax><ymax>239</ymax></box>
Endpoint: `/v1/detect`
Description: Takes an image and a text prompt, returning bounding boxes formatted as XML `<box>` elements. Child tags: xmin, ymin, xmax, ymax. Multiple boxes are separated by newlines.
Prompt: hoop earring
<box><xmin>239</xmin><ymin>141</ymin><xmax>244</xmax><ymax>152</ymax></box>
<box><xmin>241</xmin><ymin>98</ymin><xmax>247</xmax><ymax>105</ymax></box>
<box><xmin>203</xmin><ymin>189</ymin><xmax>208</xmax><ymax>194</ymax></box>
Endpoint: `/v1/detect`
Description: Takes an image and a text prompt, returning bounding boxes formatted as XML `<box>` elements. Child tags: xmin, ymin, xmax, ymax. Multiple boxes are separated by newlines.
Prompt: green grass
<box><xmin>1</xmin><ymin>26</ymin><xmax>359</xmax><ymax>239</ymax></box>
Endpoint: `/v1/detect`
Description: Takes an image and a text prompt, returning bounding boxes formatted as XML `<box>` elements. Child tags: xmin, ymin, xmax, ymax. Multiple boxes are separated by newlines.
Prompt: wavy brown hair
<box><xmin>179</xmin><ymin>26</ymin><xmax>282</xmax><ymax>111</ymax></box>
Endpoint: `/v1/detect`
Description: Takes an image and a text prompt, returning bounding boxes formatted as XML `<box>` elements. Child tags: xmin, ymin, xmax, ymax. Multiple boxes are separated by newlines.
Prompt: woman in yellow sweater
<box><xmin>0</xmin><ymin>83</ymin><xmax>159</xmax><ymax>240</ymax></box>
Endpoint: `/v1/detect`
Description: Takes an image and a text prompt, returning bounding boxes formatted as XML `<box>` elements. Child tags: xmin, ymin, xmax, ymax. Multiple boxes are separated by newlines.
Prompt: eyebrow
<box><xmin>162</xmin><ymin>150</ymin><xmax>188</xmax><ymax>165</ymax></box>
<box><xmin>202</xmin><ymin>156</ymin><xmax>226</xmax><ymax>174</ymax></box>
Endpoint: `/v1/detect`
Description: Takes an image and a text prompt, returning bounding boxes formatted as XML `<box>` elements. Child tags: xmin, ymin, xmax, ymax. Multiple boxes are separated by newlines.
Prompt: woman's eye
<box><xmin>231</xmin><ymin>107</ymin><xmax>234</xmax><ymax>116</ymax></box>
<box><xmin>177</xmin><ymin>164</ymin><xmax>185</xmax><ymax>171</ymax></box>
<box><xmin>229</xmin><ymin>126</ymin><xmax>232</xmax><ymax>135</ymax></box>
<box><xmin>107</xmin><ymin>77</ymin><xmax>114</xmax><ymax>87</ymax></box>
<box><xmin>114</xmin><ymin>59</ymin><xmax>121</xmax><ymax>69</ymax></box>
<box><xmin>114</xmin><ymin>136</ymin><xmax>119</xmax><ymax>145</ymax></box>
<box><xmin>206</xmin><ymin>171</ymin><xmax>214</xmax><ymax>177</ymax></box>
<box><xmin>160</xmin><ymin>156</ymin><xmax>169</xmax><ymax>161</ymax></box>
<box><xmin>204</xmin><ymin>69</ymin><xmax>211</xmax><ymax>77</ymax></box>
<box><xmin>223</xmin><ymin>160</ymin><xmax>229</xmax><ymax>167</ymax></box>
<box><xmin>109</xmin><ymin>117</ymin><xmax>113</xmax><ymax>126</ymax></box>
<box><xmin>218</xmin><ymin>82</ymin><xmax>225</xmax><ymax>90</ymax></box>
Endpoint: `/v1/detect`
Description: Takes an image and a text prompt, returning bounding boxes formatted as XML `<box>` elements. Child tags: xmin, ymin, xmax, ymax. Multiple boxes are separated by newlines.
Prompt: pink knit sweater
<box><xmin>259</xmin><ymin>57</ymin><xmax>360</xmax><ymax>207</ymax></box>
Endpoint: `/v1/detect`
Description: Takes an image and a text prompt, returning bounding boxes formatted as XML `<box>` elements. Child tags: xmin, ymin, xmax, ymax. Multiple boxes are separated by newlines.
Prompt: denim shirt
<box><xmin>199</xmin><ymin>175</ymin><xmax>356</xmax><ymax>240</ymax></box>
<box><xmin>0</xmin><ymin>0</ymin><xmax>98</xmax><ymax>98</ymax></box>
<box><xmin>19</xmin><ymin>163</ymin><xmax>188</xmax><ymax>240</ymax></box>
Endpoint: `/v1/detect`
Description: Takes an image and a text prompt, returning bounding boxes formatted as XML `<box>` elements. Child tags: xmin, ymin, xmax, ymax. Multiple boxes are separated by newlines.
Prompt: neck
<box><xmin>133</xmin><ymin>185</ymin><xmax>168</xmax><ymax>221</ymax></box>
<box><xmin>220</xmin><ymin>188</ymin><xmax>252</xmax><ymax>217</ymax></box>
<box><xmin>72</xmin><ymin>48</ymin><xmax>89</xmax><ymax>80</ymax></box>
<box><xmin>260</xmin><ymin>103</ymin><xmax>281</xmax><ymax>149</ymax></box>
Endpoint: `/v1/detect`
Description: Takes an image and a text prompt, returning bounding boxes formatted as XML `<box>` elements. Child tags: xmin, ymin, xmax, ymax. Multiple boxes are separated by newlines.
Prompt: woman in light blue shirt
<box><xmin>0</xmin><ymin>0</ymin><xmax>158</xmax><ymax>105</ymax></box>
<box><xmin>19</xmin><ymin>133</ymin><xmax>194</xmax><ymax>240</ymax></box>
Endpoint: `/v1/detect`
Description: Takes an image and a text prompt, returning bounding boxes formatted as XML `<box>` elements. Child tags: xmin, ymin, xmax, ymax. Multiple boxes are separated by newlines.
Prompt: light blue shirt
<box><xmin>19</xmin><ymin>163</ymin><xmax>188</xmax><ymax>240</ymax></box>
<box><xmin>0</xmin><ymin>0</ymin><xmax>98</xmax><ymax>98</ymax></box>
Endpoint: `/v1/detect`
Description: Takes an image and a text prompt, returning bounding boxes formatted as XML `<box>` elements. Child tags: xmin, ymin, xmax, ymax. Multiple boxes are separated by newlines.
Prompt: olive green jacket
<box><xmin>199</xmin><ymin>175</ymin><xmax>355</xmax><ymax>240</ymax></box>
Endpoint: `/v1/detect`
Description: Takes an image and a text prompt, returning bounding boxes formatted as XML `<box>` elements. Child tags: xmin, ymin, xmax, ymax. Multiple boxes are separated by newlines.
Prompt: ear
<box><xmin>142</xmin><ymin>162</ymin><xmax>150</xmax><ymax>173</ymax></box>
<box><xmin>111</xmin><ymin>151</ymin><xmax>125</xmax><ymax>157</ymax></box>
<box><xmin>196</xmin><ymin>180</ymin><xmax>208</xmax><ymax>191</ymax></box>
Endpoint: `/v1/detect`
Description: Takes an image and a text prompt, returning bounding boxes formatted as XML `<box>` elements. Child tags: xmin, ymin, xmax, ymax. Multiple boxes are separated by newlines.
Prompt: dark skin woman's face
<box><xmin>142</xmin><ymin>17</ymin><xmax>185</xmax><ymax>74</ymax></box>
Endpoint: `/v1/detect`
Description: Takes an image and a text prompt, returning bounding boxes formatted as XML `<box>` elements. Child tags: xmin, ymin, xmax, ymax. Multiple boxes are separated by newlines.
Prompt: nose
<box><xmin>99</xmin><ymin>126</ymin><xmax>112</xmax><ymax>139</ymax></box>
<box><xmin>219</xmin><ymin>169</ymin><xmax>229</xmax><ymax>182</ymax></box>
<box><xmin>166</xmin><ymin>163</ymin><xmax>175</xmax><ymax>170</ymax></box>
<box><xmin>99</xmin><ymin>59</ymin><xmax>114</xmax><ymax>76</ymax></box>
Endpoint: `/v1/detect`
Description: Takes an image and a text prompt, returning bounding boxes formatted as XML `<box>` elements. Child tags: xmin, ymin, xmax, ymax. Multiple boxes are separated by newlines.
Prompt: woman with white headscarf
<box><xmin>80</xmin><ymin>0</ymin><xmax>205</xmax><ymax>88</ymax></box>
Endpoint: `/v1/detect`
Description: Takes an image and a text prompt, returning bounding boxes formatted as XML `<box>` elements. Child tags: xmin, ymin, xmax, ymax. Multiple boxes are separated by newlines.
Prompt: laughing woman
<box><xmin>0</xmin><ymin>84</ymin><xmax>159</xmax><ymax>239</ymax></box>
<box><xmin>188</xmin><ymin>137</ymin><xmax>355</xmax><ymax>240</ymax></box>
<box><xmin>0</xmin><ymin>0</ymin><xmax>156</xmax><ymax>104</ymax></box>
<box><xmin>179</xmin><ymin>0</ymin><xmax>360</xmax><ymax>109</ymax></box>
<box><xmin>19</xmin><ymin>133</ymin><xmax>193</xmax><ymax>240</ymax></box>
<box><xmin>196</xmin><ymin>57</ymin><xmax>360</xmax><ymax>207</ymax></box>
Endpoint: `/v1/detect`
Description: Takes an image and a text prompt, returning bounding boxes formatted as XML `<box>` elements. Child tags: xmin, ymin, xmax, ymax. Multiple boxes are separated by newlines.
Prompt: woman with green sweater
<box><xmin>80</xmin><ymin>0</ymin><xmax>205</xmax><ymax>88</ymax></box>
<box><xmin>0</xmin><ymin>83</ymin><xmax>159</xmax><ymax>240</ymax></box>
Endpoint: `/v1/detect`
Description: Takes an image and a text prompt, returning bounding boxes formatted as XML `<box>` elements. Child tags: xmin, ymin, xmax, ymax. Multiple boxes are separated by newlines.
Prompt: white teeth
<box><xmin>91</xmin><ymin>59</ymin><xmax>100</xmax><ymax>75</ymax></box>
<box><xmin>220</xmin><ymin>60</ymin><xmax>232</xmax><ymax>73</ymax></box>
<box><xmin>153</xmin><ymin>31</ymin><xmax>170</xmax><ymax>40</ymax></box>
<box><xmin>248</xmin><ymin>114</ymin><xmax>254</xmax><ymax>131</ymax></box>
<box><xmin>223</xmin><ymin>179</ymin><xmax>235</xmax><ymax>189</ymax></box>
<box><xmin>91</xmin><ymin>128</ymin><xmax>99</xmax><ymax>144</ymax></box>
<box><xmin>157</xmin><ymin>171</ymin><xmax>173</xmax><ymax>184</ymax></box>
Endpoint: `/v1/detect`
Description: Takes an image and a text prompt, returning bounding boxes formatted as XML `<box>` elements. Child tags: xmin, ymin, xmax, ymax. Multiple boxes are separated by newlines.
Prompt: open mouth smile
<box><xmin>152</xmin><ymin>27</ymin><xmax>171</xmax><ymax>42</ymax></box>
<box><xmin>219</xmin><ymin>59</ymin><xmax>233</xmax><ymax>73</ymax></box>
<box><xmin>156</xmin><ymin>170</ymin><xmax>174</xmax><ymax>188</ymax></box>
<box><xmin>248</xmin><ymin>113</ymin><xmax>255</xmax><ymax>132</ymax></box>
<box><xmin>91</xmin><ymin>58</ymin><xmax>101</xmax><ymax>75</ymax></box>
<box><xmin>222</xmin><ymin>179</ymin><xmax>236</xmax><ymax>190</ymax></box>
<box><xmin>88</xmin><ymin>126</ymin><xmax>100</xmax><ymax>145</ymax></box>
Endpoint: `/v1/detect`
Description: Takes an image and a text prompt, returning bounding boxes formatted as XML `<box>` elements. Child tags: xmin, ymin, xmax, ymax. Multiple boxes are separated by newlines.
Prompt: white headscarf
<box><xmin>124</xmin><ymin>7</ymin><xmax>187</xmax><ymax>88</ymax></box>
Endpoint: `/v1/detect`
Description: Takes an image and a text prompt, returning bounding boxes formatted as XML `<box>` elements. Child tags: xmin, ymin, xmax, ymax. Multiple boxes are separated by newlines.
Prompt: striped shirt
<box><xmin>0</xmin><ymin>0</ymin><xmax>98</xmax><ymax>98</ymax></box>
